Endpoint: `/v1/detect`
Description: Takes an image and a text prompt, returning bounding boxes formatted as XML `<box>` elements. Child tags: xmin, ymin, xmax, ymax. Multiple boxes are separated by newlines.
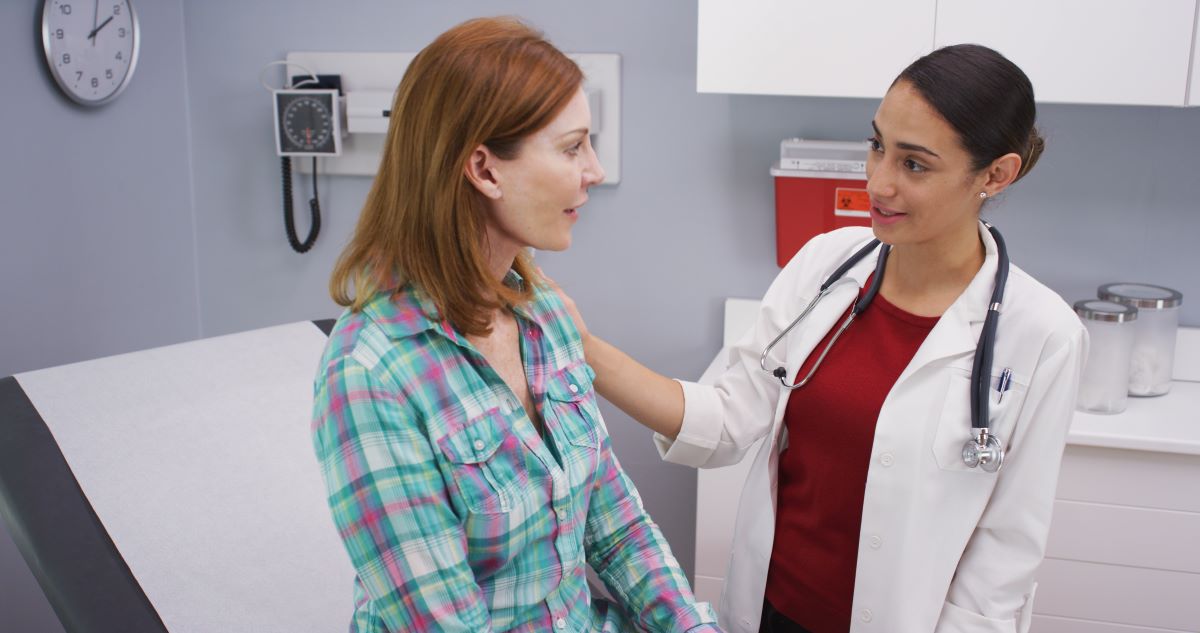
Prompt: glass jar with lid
<box><xmin>1074</xmin><ymin>299</ymin><xmax>1138</xmax><ymax>414</ymax></box>
<box><xmin>1097</xmin><ymin>283</ymin><xmax>1184</xmax><ymax>396</ymax></box>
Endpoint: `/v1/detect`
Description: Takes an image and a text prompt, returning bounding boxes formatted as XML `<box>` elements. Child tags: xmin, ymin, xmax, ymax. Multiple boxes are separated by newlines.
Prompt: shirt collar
<box><xmin>361</xmin><ymin>268</ymin><xmax>533</xmax><ymax>340</ymax></box>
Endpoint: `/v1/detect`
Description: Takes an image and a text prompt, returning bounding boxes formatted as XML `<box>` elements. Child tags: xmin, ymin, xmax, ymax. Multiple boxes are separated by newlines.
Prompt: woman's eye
<box><xmin>903</xmin><ymin>158</ymin><xmax>927</xmax><ymax>173</ymax></box>
<box><xmin>867</xmin><ymin>136</ymin><xmax>882</xmax><ymax>152</ymax></box>
<box><xmin>566</xmin><ymin>141</ymin><xmax>583</xmax><ymax>156</ymax></box>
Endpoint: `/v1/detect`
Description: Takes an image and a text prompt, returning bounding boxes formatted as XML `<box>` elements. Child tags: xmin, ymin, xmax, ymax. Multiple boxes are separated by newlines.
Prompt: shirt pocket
<box><xmin>545</xmin><ymin>361</ymin><xmax>601</xmax><ymax>487</ymax></box>
<box><xmin>436</xmin><ymin>408</ymin><xmax>524</xmax><ymax>515</ymax></box>
<box><xmin>930</xmin><ymin>365</ymin><xmax>1028</xmax><ymax>472</ymax></box>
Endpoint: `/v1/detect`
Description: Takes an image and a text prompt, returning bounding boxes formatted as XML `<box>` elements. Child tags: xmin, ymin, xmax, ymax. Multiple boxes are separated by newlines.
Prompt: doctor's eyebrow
<box><xmin>871</xmin><ymin>121</ymin><xmax>941</xmax><ymax>158</ymax></box>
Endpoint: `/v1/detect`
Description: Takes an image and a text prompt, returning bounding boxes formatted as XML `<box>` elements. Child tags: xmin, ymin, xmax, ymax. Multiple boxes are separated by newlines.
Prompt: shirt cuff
<box><xmin>653</xmin><ymin>380</ymin><xmax>723</xmax><ymax>467</ymax></box>
<box><xmin>674</xmin><ymin>600</ymin><xmax>721</xmax><ymax>633</ymax></box>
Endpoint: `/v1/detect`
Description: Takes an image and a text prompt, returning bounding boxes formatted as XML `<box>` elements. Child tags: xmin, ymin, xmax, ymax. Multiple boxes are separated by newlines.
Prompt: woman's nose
<box><xmin>584</xmin><ymin>141</ymin><xmax>606</xmax><ymax>187</ymax></box>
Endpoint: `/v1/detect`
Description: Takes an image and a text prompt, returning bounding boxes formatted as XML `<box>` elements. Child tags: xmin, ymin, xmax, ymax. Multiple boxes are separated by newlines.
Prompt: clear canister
<box><xmin>1098</xmin><ymin>283</ymin><xmax>1184</xmax><ymax>396</ymax></box>
<box><xmin>1074</xmin><ymin>300</ymin><xmax>1138</xmax><ymax>414</ymax></box>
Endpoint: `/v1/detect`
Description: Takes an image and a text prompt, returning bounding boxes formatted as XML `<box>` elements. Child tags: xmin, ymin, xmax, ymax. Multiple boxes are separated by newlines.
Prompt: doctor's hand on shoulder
<box><xmin>541</xmin><ymin>269</ymin><xmax>689</xmax><ymax>441</ymax></box>
<box><xmin>541</xmin><ymin>269</ymin><xmax>592</xmax><ymax>343</ymax></box>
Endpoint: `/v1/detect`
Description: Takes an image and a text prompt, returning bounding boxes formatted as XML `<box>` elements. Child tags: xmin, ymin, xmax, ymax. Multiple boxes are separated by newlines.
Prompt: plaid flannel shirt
<box><xmin>312</xmin><ymin>273</ymin><xmax>719</xmax><ymax>632</ymax></box>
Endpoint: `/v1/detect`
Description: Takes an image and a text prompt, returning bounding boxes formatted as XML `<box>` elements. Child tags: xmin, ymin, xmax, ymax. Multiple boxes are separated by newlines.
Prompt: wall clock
<box><xmin>42</xmin><ymin>0</ymin><xmax>140</xmax><ymax>106</ymax></box>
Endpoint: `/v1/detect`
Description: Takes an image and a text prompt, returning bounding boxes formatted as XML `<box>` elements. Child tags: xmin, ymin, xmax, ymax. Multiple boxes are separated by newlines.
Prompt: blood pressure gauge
<box><xmin>273</xmin><ymin>89</ymin><xmax>342</xmax><ymax>157</ymax></box>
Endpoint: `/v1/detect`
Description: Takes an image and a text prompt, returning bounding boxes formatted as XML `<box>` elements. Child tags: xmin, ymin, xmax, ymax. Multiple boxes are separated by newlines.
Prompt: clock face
<box><xmin>42</xmin><ymin>0</ymin><xmax>139</xmax><ymax>106</ymax></box>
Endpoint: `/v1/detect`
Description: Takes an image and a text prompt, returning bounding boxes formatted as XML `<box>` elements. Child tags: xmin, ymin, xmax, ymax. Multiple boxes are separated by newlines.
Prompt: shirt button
<box><xmin>869</xmin><ymin>535</ymin><xmax>882</xmax><ymax>549</ymax></box>
<box><xmin>555</xmin><ymin>617</ymin><xmax>567</xmax><ymax>629</ymax></box>
<box><xmin>879</xmin><ymin>453</ymin><xmax>894</xmax><ymax>467</ymax></box>
<box><xmin>860</xmin><ymin>608</ymin><xmax>873</xmax><ymax>622</ymax></box>
<box><xmin>568</xmin><ymin>383</ymin><xmax>579</xmax><ymax>394</ymax></box>
<box><xmin>473</xmin><ymin>439</ymin><xmax>485</xmax><ymax>451</ymax></box>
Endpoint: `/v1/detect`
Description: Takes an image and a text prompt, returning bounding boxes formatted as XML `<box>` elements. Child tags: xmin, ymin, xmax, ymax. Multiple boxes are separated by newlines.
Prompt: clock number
<box><xmin>118</xmin><ymin>27</ymin><xmax>126</xmax><ymax>38</ymax></box>
<box><xmin>115</xmin><ymin>51</ymin><xmax>123</xmax><ymax>61</ymax></box>
<box><xmin>60</xmin><ymin>4</ymin><xmax>72</xmax><ymax>15</ymax></box>
<box><xmin>56</xmin><ymin>28</ymin><xmax>64</xmax><ymax>40</ymax></box>
<box><xmin>91</xmin><ymin>77</ymin><xmax>99</xmax><ymax>88</ymax></box>
<box><xmin>113</xmin><ymin>4</ymin><xmax>121</xmax><ymax>15</ymax></box>
<box><xmin>106</xmin><ymin>69</ymin><xmax>113</xmax><ymax>79</ymax></box>
<box><xmin>75</xmin><ymin>71</ymin><xmax>82</xmax><ymax>81</ymax></box>
<box><xmin>62</xmin><ymin>53</ymin><xmax>71</xmax><ymax>64</ymax></box>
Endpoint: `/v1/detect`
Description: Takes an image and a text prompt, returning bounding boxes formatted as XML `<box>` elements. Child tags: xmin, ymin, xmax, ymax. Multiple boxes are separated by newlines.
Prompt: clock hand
<box><xmin>90</xmin><ymin>0</ymin><xmax>98</xmax><ymax>46</ymax></box>
<box><xmin>87</xmin><ymin>16</ymin><xmax>114</xmax><ymax>42</ymax></box>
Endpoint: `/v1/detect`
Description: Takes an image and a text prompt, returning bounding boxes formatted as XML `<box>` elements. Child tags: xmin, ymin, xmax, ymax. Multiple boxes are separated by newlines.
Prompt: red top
<box><xmin>764</xmin><ymin>276</ymin><xmax>939</xmax><ymax>633</ymax></box>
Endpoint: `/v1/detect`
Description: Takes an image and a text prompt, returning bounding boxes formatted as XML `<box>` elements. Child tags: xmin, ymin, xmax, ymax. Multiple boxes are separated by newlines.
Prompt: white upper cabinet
<box><xmin>698</xmin><ymin>0</ymin><xmax>1200</xmax><ymax>106</ymax></box>
<box><xmin>935</xmin><ymin>0</ymin><xmax>1197</xmax><ymax>106</ymax></box>
<box><xmin>697</xmin><ymin>0</ymin><xmax>935</xmax><ymax>98</ymax></box>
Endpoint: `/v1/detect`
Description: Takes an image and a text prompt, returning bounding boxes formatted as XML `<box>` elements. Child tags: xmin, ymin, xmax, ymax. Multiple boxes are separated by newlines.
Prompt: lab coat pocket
<box><xmin>931</xmin><ymin>367</ymin><xmax>1027</xmax><ymax>472</ymax></box>
<box><xmin>437</xmin><ymin>408</ymin><xmax>524</xmax><ymax>515</ymax></box>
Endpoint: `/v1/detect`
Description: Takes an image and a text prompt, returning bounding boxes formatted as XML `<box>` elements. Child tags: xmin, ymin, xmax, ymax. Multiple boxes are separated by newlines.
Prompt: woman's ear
<box><xmin>981</xmin><ymin>152</ymin><xmax>1021</xmax><ymax>197</ymax></box>
<box><xmin>464</xmin><ymin>145</ymin><xmax>503</xmax><ymax>200</ymax></box>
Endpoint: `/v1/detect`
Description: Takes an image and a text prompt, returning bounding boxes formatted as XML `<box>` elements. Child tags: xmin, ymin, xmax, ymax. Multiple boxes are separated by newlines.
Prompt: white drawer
<box><xmin>1046</xmin><ymin>500</ymin><xmax>1200</xmax><ymax>573</ymax></box>
<box><xmin>1035</xmin><ymin>558</ymin><xmax>1200</xmax><ymax>631</ymax></box>
<box><xmin>1056</xmin><ymin>445</ymin><xmax>1200</xmax><ymax>513</ymax></box>
<box><xmin>1031</xmin><ymin>613</ymin><xmax>1195</xmax><ymax>632</ymax></box>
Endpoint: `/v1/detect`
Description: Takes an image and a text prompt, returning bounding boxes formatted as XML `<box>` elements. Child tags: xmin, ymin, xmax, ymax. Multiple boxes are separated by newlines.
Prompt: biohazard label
<box><xmin>834</xmin><ymin>188</ymin><xmax>870</xmax><ymax>218</ymax></box>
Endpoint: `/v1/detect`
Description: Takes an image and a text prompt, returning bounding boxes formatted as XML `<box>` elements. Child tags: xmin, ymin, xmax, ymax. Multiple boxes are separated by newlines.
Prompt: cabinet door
<box><xmin>935</xmin><ymin>0</ymin><xmax>1197</xmax><ymax>106</ymax></box>
<box><xmin>697</xmin><ymin>0</ymin><xmax>935</xmax><ymax>98</ymax></box>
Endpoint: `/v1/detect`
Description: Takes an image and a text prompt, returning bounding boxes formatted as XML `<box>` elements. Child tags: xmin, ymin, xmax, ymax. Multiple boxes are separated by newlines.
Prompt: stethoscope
<box><xmin>759</xmin><ymin>222</ymin><xmax>1011</xmax><ymax>473</ymax></box>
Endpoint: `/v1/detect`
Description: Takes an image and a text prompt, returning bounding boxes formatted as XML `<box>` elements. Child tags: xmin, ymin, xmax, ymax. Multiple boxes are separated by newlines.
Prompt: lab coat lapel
<box><xmin>894</xmin><ymin>222</ymin><xmax>999</xmax><ymax>386</ymax></box>
<box><xmin>781</xmin><ymin>239</ymin><xmax>882</xmax><ymax>383</ymax></box>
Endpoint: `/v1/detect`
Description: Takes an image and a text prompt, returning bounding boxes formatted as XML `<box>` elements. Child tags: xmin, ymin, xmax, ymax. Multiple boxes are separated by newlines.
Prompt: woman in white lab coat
<box><xmin>552</xmin><ymin>44</ymin><xmax>1087</xmax><ymax>633</ymax></box>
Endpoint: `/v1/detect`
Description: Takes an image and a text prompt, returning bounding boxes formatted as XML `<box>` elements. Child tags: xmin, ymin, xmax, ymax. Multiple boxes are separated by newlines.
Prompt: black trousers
<box><xmin>759</xmin><ymin>599</ymin><xmax>815</xmax><ymax>633</ymax></box>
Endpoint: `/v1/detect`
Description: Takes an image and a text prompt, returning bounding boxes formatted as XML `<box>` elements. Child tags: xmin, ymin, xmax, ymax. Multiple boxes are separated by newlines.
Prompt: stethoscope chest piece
<box><xmin>962</xmin><ymin>432</ymin><xmax>1005</xmax><ymax>473</ymax></box>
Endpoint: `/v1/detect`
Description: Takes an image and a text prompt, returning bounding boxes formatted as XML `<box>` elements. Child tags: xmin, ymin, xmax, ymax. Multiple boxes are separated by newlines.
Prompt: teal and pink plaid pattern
<box><xmin>312</xmin><ymin>273</ymin><xmax>719</xmax><ymax>632</ymax></box>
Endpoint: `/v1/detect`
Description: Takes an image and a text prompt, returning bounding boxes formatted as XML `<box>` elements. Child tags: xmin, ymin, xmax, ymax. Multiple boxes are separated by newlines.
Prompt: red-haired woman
<box><xmin>311</xmin><ymin>17</ymin><xmax>720</xmax><ymax>633</ymax></box>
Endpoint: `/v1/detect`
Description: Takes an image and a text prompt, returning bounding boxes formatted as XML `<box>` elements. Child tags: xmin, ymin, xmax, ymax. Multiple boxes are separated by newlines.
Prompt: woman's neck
<box><xmin>483</xmin><ymin>226</ymin><xmax>521</xmax><ymax>283</ymax></box>
<box><xmin>879</xmin><ymin>221</ymin><xmax>985</xmax><ymax>316</ymax></box>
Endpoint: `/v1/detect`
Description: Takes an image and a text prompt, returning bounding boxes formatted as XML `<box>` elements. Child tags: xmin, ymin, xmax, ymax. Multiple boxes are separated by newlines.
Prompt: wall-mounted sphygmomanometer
<box><xmin>260</xmin><ymin>61</ymin><xmax>345</xmax><ymax>253</ymax></box>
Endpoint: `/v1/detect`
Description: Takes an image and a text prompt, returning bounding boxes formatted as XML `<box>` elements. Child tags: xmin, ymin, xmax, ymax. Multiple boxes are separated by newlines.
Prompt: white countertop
<box><xmin>1070</xmin><ymin>380</ymin><xmax>1199</xmax><ymax>456</ymax></box>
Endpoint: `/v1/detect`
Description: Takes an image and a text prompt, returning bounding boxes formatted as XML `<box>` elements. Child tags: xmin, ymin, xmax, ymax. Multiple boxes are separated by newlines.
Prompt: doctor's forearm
<box><xmin>583</xmin><ymin>334</ymin><xmax>684</xmax><ymax>439</ymax></box>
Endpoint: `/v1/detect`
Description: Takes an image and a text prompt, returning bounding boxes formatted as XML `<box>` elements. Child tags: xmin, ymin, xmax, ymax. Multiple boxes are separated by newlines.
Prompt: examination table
<box><xmin>0</xmin><ymin>320</ymin><xmax>356</xmax><ymax>632</ymax></box>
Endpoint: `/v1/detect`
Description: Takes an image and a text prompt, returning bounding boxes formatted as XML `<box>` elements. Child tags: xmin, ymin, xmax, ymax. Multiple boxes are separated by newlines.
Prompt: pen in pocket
<box><xmin>997</xmin><ymin>367</ymin><xmax>1013</xmax><ymax>403</ymax></box>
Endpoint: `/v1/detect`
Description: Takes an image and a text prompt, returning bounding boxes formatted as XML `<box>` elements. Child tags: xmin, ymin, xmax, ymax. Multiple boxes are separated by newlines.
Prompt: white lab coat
<box><xmin>655</xmin><ymin>224</ymin><xmax>1088</xmax><ymax>633</ymax></box>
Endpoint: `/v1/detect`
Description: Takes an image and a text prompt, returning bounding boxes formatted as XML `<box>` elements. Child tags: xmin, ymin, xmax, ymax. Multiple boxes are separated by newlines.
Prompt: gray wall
<box><xmin>4</xmin><ymin>0</ymin><xmax>1200</xmax><ymax>628</ymax></box>
<box><xmin>1</xmin><ymin>0</ymin><xmax>193</xmax><ymax>628</ymax></box>
<box><xmin>1</xmin><ymin>0</ymin><xmax>199</xmax><ymax>379</ymax></box>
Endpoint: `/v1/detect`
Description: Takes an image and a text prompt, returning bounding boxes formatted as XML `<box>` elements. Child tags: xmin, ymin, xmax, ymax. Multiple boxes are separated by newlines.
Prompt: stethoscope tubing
<box><xmin>760</xmin><ymin>223</ymin><xmax>1011</xmax><ymax>469</ymax></box>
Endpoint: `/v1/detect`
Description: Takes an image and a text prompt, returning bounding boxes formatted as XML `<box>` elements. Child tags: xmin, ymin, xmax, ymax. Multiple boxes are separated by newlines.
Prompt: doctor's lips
<box><xmin>870</xmin><ymin>200</ymin><xmax>907</xmax><ymax>223</ymax></box>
